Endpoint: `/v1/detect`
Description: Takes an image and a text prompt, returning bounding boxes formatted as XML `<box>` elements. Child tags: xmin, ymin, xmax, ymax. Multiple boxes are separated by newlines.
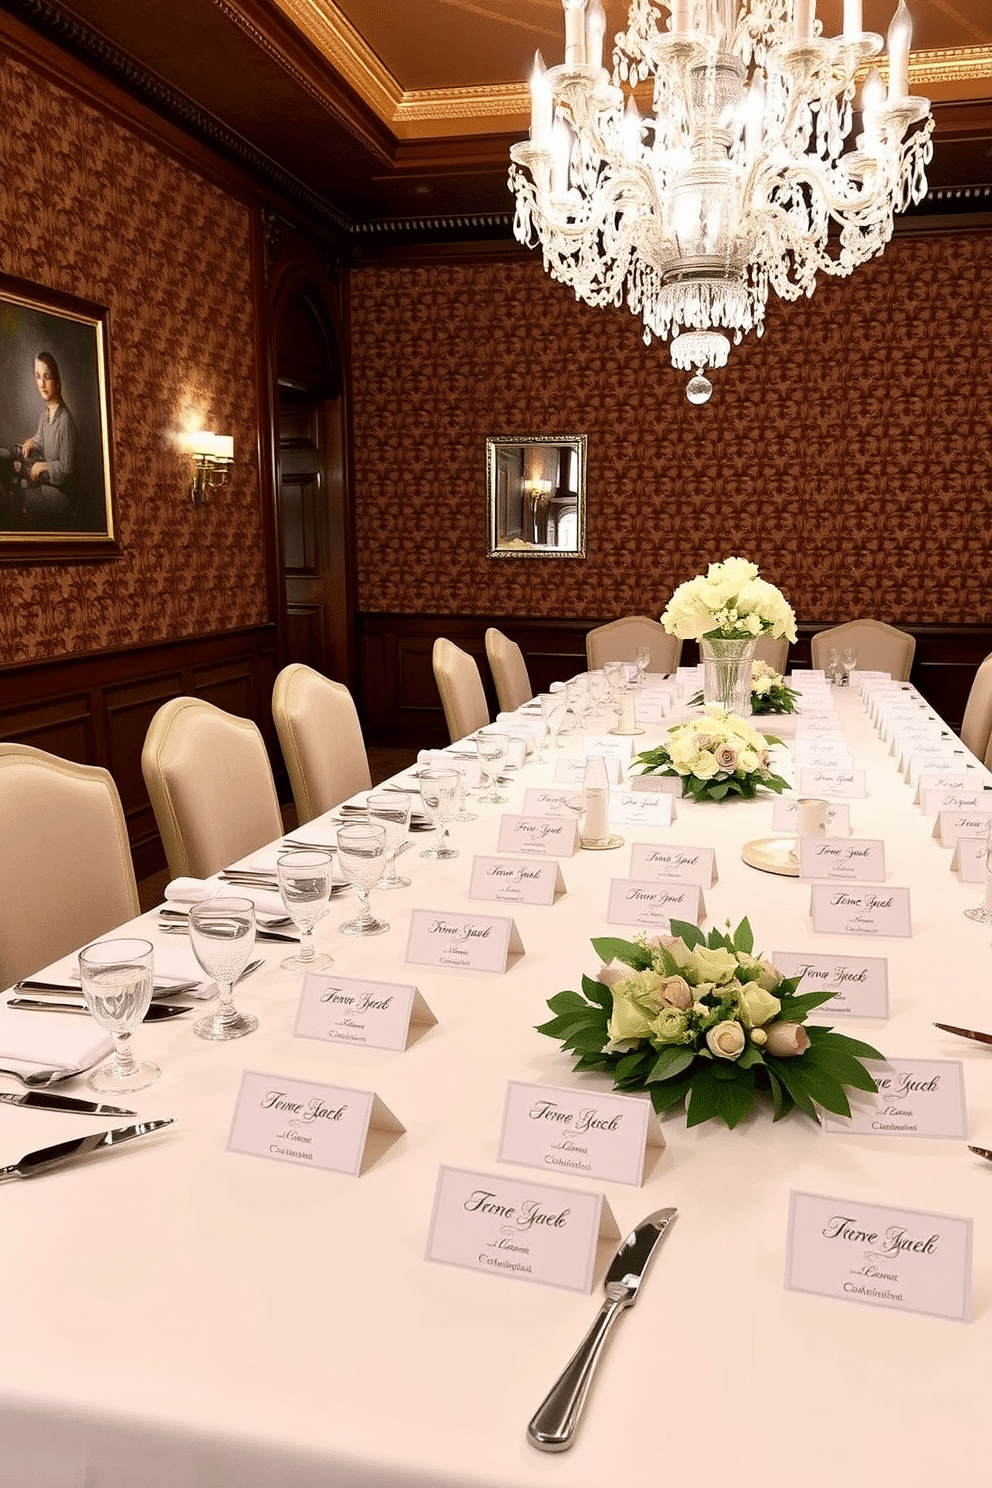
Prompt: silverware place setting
<box><xmin>933</xmin><ymin>1022</ymin><xmax>992</xmax><ymax>1046</ymax></box>
<box><xmin>8</xmin><ymin>997</ymin><xmax>191</xmax><ymax>1022</ymax></box>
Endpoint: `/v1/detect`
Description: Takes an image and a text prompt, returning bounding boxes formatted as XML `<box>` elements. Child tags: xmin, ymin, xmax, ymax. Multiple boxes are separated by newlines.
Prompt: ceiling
<box><xmin>17</xmin><ymin>0</ymin><xmax>992</xmax><ymax>242</ymax></box>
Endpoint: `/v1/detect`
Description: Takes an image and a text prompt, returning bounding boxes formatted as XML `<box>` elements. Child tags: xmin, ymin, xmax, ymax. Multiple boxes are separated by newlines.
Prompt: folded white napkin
<box><xmin>0</xmin><ymin>1007</ymin><xmax>112</xmax><ymax>1076</ymax></box>
<box><xmin>19</xmin><ymin>938</ymin><xmax>215</xmax><ymax>1000</ymax></box>
<box><xmin>166</xmin><ymin>877</ymin><xmax>287</xmax><ymax>921</ymax></box>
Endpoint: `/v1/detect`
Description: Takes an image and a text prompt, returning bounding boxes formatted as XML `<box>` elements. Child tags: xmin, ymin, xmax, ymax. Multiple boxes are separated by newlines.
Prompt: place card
<box><xmin>798</xmin><ymin>837</ymin><xmax>885</xmax><ymax>882</ymax></box>
<box><xmin>425</xmin><ymin>1165</ymin><xmax>619</xmax><ymax>1292</ymax></box>
<box><xmin>935</xmin><ymin>809</ymin><xmax>992</xmax><ymax>848</ymax></box>
<box><xmin>794</xmin><ymin>749</ymin><xmax>854</xmax><ymax>772</ymax></box>
<box><xmin>772</xmin><ymin>950</ymin><xmax>889</xmax><ymax>1019</ymax></box>
<box><xmin>584</xmin><ymin>734</ymin><xmax>634</xmax><ymax>764</ymax></box>
<box><xmin>795</xmin><ymin>721</ymin><xmax>845</xmax><ymax>739</ymax></box>
<box><xmin>468</xmin><ymin>855</ymin><xmax>565</xmax><ymax>905</ymax></box>
<box><xmin>629</xmin><ymin>772</ymin><xmax>683</xmax><ymax>797</ymax></box>
<box><xmin>551</xmin><ymin>759</ymin><xmax>588</xmax><ymax>786</ymax></box>
<box><xmin>634</xmin><ymin>694</ymin><xmax>668</xmax><ymax>723</ymax></box>
<box><xmin>916</xmin><ymin>769</ymin><xmax>987</xmax><ymax>802</ymax></box>
<box><xmin>820</xmin><ymin>1059</ymin><xmax>967</xmax><ymax>1139</ymax></box>
<box><xmin>798</xmin><ymin>767</ymin><xmax>867</xmax><ymax>799</ymax></box>
<box><xmin>905</xmin><ymin>750</ymin><xmax>966</xmax><ymax>786</ymax></box>
<box><xmin>294</xmin><ymin>973</ymin><xmax>436</xmax><ymax>1052</ymax></box>
<box><xmin>773</xmin><ymin>798</ymin><xmax>851</xmax><ymax>835</ymax></box>
<box><xmin>899</xmin><ymin>738</ymin><xmax>958</xmax><ymax>774</ymax></box>
<box><xmin>406</xmin><ymin>909</ymin><xmax>524</xmax><ymax>973</ymax></box>
<box><xmin>607</xmin><ymin>879</ymin><xmax>703</xmax><ymax>929</ymax></box>
<box><xmin>629</xmin><ymin>841</ymin><xmax>716</xmax><ymax>887</ymax></box>
<box><xmin>609</xmin><ymin>790</ymin><xmax>675</xmax><ymax>829</ymax></box>
<box><xmin>952</xmin><ymin>836</ymin><xmax>988</xmax><ymax>882</ymax></box>
<box><xmin>810</xmin><ymin>884</ymin><xmax>911</xmax><ymax>938</ymax></box>
<box><xmin>921</xmin><ymin>787</ymin><xmax>990</xmax><ymax>816</ymax></box>
<box><xmin>498</xmin><ymin>814</ymin><xmax>579</xmax><ymax>857</ymax></box>
<box><xmin>417</xmin><ymin>749</ymin><xmax>483</xmax><ymax>790</ymax></box>
<box><xmin>227</xmin><ymin>1069</ymin><xmax>404</xmax><ymax>1176</ymax></box>
<box><xmin>785</xmin><ymin>1190</ymin><xmax>972</xmax><ymax>1321</ymax></box>
<box><xmin>524</xmin><ymin>785</ymin><xmax>582</xmax><ymax>816</ymax></box>
<box><xmin>498</xmin><ymin>1081</ymin><xmax>663</xmax><ymax>1186</ymax></box>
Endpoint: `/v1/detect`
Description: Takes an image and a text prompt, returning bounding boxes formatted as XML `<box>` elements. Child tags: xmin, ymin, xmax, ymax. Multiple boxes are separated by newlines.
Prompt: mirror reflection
<box><xmin>487</xmin><ymin>434</ymin><xmax>586</xmax><ymax>558</ymax></box>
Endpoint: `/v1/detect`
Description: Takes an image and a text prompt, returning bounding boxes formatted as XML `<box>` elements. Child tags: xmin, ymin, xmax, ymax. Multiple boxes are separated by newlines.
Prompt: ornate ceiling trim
<box><xmin>909</xmin><ymin>45</ymin><xmax>992</xmax><ymax>86</ymax></box>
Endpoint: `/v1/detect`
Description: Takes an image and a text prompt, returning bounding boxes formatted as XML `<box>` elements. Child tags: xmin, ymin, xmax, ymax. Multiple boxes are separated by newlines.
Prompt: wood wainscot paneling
<box><xmin>358</xmin><ymin>614</ymin><xmax>992</xmax><ymax>749</ymax></box>
<box><xmin>0</xmin><ymin>626</ymin><xmax>279</xmax><ymax>879</ymax></box>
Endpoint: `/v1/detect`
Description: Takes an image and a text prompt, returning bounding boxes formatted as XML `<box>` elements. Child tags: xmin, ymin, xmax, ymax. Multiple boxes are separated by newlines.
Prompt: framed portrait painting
<box><xmin>0</xmin><ymin>273</ymin><xmax>119</xmax><ymax>561</ymax></box>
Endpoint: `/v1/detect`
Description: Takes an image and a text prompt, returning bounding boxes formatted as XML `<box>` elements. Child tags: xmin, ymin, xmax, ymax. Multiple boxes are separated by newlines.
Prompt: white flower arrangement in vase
<box><xmin>661</xmin><ymin>557</ymin><xmax>797</xmax><ymax>643</ymax></box>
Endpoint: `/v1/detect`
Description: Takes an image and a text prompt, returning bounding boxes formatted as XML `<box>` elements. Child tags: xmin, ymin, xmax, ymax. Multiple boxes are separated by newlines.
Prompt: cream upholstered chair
<box><xmin>0</xmin><ymin>743</ymin><xmax>140</xmax><ymax>989</ymax></box>
<box><xmin>586</xmin><ymin>616</ymin><xmax>682</xmax><ymax>673</ymax></box>
<box><xmin>960</xmin><ymin>653</ymin><xmax>992</xmax><ymax>763</ymax></box>
<box><xmin>142</xmin><ymin>696</ymin><xmax>283</xmax><ymax>880</ymax></box>
<box><xmin>273</xmin><ymin>664</ymin><xmax>371</xmax><ymax>824</ymax></box>
<box><xmin>810</xmin><ymin>620</ymin><xmax>915</xmax><ymax>681</ymax></box>
<box><xmin>485</xmin><ymin>628</ymin><xmax>533</xmax><ymax>713</ymax></box>
<box><xmin>753</xmin><ymin>635</ymin><xmax>790</xmax><ymax>674</ymax></box>
<box><xmin>433</xmin><ymin>638</ymin><xmax>490</xmax><ymax>743</ymax></box>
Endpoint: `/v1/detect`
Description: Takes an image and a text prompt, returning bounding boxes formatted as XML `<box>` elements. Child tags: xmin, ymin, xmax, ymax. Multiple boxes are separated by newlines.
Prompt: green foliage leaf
<box><xmin>546</xmin><ymin>990</ymin><xmax>591</xmax><ymax>1017</ymax></box>
<box><xmin>649</xmin><ymin>1072</ymin><xmax>694</xmax><ymax>1113</ymax></box>
<box><xmin>808</xmin><ymin>1029</ymin><xmax>885</xmax><ymax>1062</ymax></box>
<box><xmin>669</xmin><ymin>918</ymin><xmax>705</xmax><ymax>950</ymax></box>
<box><xmin>580</xmin><ymin>974</ymin><xmax>613</xmax><ymax>1010</ymax></box>
<box><xmin>646</xmin><ymin>1046</ymin><xmax>695</xmax><ymax>1082</ymax></box>
<box><xmin>590</xmin><ymin>936</ymin><xmax>643</xmax><ymax>968</ymax></box>
<box><xmin>733</xmin><ymin>917</ymin><xmax>754</xmax><ymax>954</ymax></box>
<box><xmin>777</xmin><ymin>988</ymin><xmax>843</xmax><ymax>1020</ymax></box>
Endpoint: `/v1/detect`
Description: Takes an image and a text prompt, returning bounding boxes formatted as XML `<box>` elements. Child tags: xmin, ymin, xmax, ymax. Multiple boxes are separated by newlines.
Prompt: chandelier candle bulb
<box><xmin>794</xmin><ymin>0</ymin><xmax>815</xmax><ymax>43</ymax></box>
<box><xmin>550</xmin><ymin>117</ymin><xmax>571</xmax><ymax>196</ymax></box>
<box><xmin>842</xmin><ymin>0</ymin><xmax>862</xmax><ymax>38</ymax></box>
<box><xmin>622</xmin><ymin>97</ymin><xmax>642</xmax><ymax>162</ymax></box>
<box><xmin>586</xmin><ymin>0</ymin><xmax>606</xmax><ymax>71</ymax></box>
<box><xmin>669</xmin><ymin>0</ymin><xmax>691</xmax><ymax>33</ymax></box>
<box><xmin>562</xmin><ymin>0</ymin><xmax>587</xmax><ymax>65</ymax></box>
<box><xmin>886</xmin><ymin>0</ymin><xmax>912</xmax><ymax>99</ymax></box>
<box><xmin>529</xmin><ymin>52</ymin><xmax>552</xmax><ymax>150</ymax></box>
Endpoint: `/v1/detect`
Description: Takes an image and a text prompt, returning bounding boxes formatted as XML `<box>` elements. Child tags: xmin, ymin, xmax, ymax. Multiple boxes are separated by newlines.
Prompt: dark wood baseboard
<box><xmin>357</xmin><ymin>612</ymin><xmax>992</xmax><ymax>749</ymax></box>
<box><xmin>0</xmin><ymin>625</ymin><xmax>279</xmax><ymax>879</ymax></box>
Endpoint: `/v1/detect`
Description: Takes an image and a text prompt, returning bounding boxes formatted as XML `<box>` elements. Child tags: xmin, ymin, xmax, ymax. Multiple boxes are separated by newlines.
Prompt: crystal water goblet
<box><xmin>540</xmin><ymin>691</ymin><xmax>567</xmax><ymax>748</ymax></box>
<box><xmin>563</xmin><ymin>676</ymin><xmax>587</xmax><ymax>729</ymax></box>
<box><xmin>586</xmin><ymin>669</ymin><xmax>609</xmax><ymax>714</ymax></box>
<box><xmin>635</xmin><ymin>645</ymin><xmax>651</xmax><ymax>684</ymax></box>
<box><xmin>965</xmin><ymin>823</ymin><xmax>992</xmax><ymax>924</ymax></box>
<box><xmin>367</xmin><ymin>790</ymin><xmax>412</xmax><ymax>889</ymax></box>
<box><xmin>450</xmin><ymin>767</ymin><xmax>479</xmax><ymax>823</ymax></box>
<box><xmin>336</xmin><ymin>823</ymin><xmax>389</xmax><ymax>936</ymax></box>
<box><xmin>842</xmin><ymin>648</ymin><xmax>857</xmax><ymax>686</ymax></box>
<box><xmin>188</xmin><ymin>899</ymin><xmax>259</xmax><ymax>1040</ymax></box>
<box><xmin>420</xmin><ymin>768</ymin><xmax>460</xmax><ymax>859</ymax></box>
<box><xmin>78</xmin><ymin>937</ymin><xmax>159</xmax><ymax>1091</ymax></box>
<box><xmin>276</xmin><ymin>851</ymin><xmax>334</xmax><ymax>973</ymax></box>
<box><xmin>475</xmin><ymin>727</ymin><xmax>511</xmax><ymax>804</ymax></box>
<box><xmin>827</xmin><ymin>647</ymin><xmax>840</xmax><ymax>685</ymax></box>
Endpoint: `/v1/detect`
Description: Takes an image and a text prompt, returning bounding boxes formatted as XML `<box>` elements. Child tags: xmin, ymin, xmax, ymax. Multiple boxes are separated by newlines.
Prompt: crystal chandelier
<box><xmin>509</xmin><ymin>0</ymin><xmax>933</xmax><ymax>402</ymax></box>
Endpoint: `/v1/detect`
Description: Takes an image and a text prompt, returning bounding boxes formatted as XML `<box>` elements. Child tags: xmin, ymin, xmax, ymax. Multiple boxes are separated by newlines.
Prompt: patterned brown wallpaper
<box><xmin>350</xmin><ymin>233</ymin><xmax>992</xmax><ymax>625</ymax></box>
<box><xmin>0</xmin><ymin>56</ymin><xmax>266</xmax><ymax>664</ymax></box>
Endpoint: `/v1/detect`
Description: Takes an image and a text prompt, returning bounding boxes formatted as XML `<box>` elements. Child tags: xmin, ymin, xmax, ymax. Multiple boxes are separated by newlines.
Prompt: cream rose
<box><xmin>764</xmin><ymin>1021</ymin><xmax>811</xmax><ymax>1057</ymax></box>
<box><xmin>715</xmin><ymin>744</ymin><xmax>739</xmax><ymax>771</ymax></box>
<box><xmin>607</xmin><ymin>992</ymin><xmax>654</xmax><ymax>1044</ymax></box>
<box><xmin>597</xmin><ymin>957</ymin><xmax>634</xmax><ymax>988</ymax></box>
<box><xmin>739</xmin><ymin>986</ymin><xmax>782</xmax><ymax>1028</ymax></box>
<box><xmin>689</xmin><ymin>945</ymin><xmax>738</xmax><ymax>984</ymax></box>
<box><xmin>658</xmin><ymin>974</ymin><xmax>693</xmax><ymax>1010</ymax></box>
<box><xmin>706</xmin><ymin>1020</ymin><xmax>746</xmax><ymax>1060</ymax></box>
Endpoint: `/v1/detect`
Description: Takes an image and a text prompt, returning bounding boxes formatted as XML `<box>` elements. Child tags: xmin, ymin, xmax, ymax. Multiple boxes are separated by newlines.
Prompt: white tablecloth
<box><xmin>3</xmin><ymin>686</ymin><xmax>992</xmax><ymax>1488</ymax></box>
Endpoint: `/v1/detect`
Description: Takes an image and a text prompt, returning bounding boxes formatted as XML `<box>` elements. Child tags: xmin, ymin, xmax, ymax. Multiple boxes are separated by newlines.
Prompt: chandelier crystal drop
<box><xmin>509</xmin><ymin>0</ymin><xmax>933</xmax><ymax>402</ymax></box>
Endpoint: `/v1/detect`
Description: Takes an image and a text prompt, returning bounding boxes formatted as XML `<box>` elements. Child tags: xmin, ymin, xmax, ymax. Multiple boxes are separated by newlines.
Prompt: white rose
<box><xmin>706</xmin><ymin>1020</ymin><xmax>746</xmax><ymax>1060</ymax></box>
<box><xmin>764</xmin><ymin>1022</ymin><xmax>811</xmax><ymax>1057</ymax></box>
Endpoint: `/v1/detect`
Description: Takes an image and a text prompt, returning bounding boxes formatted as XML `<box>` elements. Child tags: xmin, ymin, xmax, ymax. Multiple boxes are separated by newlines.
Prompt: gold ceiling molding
<box><xmin>908</xmin><ymin>46</ymin><xmax>992</xmax><ymax>85</ymax></box>
<box><xmin>270</xmin><ymin>0</ymin><xmax>403</xmax><ymax>119</ymax></box>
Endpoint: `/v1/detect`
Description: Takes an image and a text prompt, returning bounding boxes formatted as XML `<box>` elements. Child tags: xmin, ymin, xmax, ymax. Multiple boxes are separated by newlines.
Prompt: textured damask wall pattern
<box><xmin>351</xmin><ymin>233</ymin><xmax>992</xmax><ymax>624</ymax></box>
<box><xmin>0</xmin><ymin>57</ymin><xmax>265</xmax><ymax>662</ymax></box>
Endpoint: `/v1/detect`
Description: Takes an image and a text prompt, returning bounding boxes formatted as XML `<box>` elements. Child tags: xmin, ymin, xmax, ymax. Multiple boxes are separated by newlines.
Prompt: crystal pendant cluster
<box><xmin>509</xmin><ymin>0</ymin><xmax>933</xmax><ymax>402</ymax></box>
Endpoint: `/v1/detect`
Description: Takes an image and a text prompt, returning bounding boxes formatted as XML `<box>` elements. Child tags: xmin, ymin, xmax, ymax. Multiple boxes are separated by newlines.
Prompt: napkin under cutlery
<box><xmin>0</xmin><ymin>1007</ymin><xmax>112</xmax><ymax>1080</ymax></box>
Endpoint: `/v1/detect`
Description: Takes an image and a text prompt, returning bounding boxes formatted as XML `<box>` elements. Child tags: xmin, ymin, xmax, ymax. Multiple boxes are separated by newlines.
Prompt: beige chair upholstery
<box><xmin>753</xmin><ymin>635</ymin><xmax>790</xmax><ymax>674</ymax></box>
<box><xmin>485</xmin><ymin>628</ymin><xmax>533</xmax><ymax>713</ymax></box>
<box><xmin>0</xmin><ymin>743</ymin><xmax>140</xmax><ymax>989</ymax></box>
<box><xmin>142</xmin><ymin>697</ymin><xmax>283</xmax><ymax>880</ymax></box>
<box><xmin>961</xmin><ymin>653</ymin><xmax>992</xmax><ymax>762</ymax></box>
<box><xmin>433</xmin><ymin>638</ymin><xmax>490</xmax><ymax>743</ymax></box>
<box><xmin>586</xmin><ymin>617</ymin><xmax>682</xmax><ymax>673</ymax></box>
<box><xmin>810</xmin><ymin>620</ymin><xmax>915</xmax><ymax>681</ymax></box>
<box><xmin>273</xmin><ymin>664</ymin><xmax>372</xmax><ymax>825</ymax></box>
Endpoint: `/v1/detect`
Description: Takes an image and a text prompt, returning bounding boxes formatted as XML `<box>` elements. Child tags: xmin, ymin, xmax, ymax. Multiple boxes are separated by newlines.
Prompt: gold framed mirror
<box><xmin>486</xmin><ymin>434</ymin><xmax>586</xmax><ymax>559</ymax></box>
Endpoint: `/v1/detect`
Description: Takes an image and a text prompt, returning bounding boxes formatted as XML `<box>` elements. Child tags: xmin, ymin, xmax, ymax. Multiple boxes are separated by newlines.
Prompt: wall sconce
<box><xmin>178</xmin><ymin>431</ymin><xmax>234</xmax><ymax>504</ymax></box>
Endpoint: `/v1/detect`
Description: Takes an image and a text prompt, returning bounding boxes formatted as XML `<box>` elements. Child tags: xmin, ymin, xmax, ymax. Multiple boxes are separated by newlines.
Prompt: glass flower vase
<box><xmin>700</xmin><ymin>637</ymin><xmax>757</xmax><ymax>716</ymax></box>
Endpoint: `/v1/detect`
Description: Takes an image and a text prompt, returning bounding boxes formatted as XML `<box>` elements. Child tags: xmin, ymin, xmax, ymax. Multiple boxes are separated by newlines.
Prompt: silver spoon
<box><xmin>0</xmin><ymin>1064</ymin><xmax>88</xmax><ymax>1088</ymax></box>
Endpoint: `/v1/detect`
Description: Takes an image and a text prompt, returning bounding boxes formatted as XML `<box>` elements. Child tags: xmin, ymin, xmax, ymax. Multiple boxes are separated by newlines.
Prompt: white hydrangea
<box><xmin>660</xmin><ymin>557</ymin><xmax>797</xmax><ymax>643</ymax></box>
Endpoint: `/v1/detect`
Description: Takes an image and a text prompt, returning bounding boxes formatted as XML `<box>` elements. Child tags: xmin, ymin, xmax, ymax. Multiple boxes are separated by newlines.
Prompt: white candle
<box><xmin>529</xmin><ymin>51</ymin><xmax>552</xmax><ymax>149</ymax></box>
<box><xmin>550</xmin><ymin>116</ymin><xmax>571</xmax><ymax>195</ymax></box>
<box><xmin>794</xmin><ymin>0</ymin><xmax>814</xmax><ymax>42</ymax></box>
<box><xmin>619</xmin><ymin>693</ymin><xmax>636</xmax><ymax>732</ymax></box>
<box><xmin>582</xmin><ymin>756</ymin><xmax>610</xmax><ymax>842</ymax></box>
<box><xmin>585</xmin><ymin>0</ymin><xmax>606</xmax><ymax>70</ymax></box>
<box><xmin>842</xmin><ymin>0</ymin><xmax>862</xmax><ymax>36</ymax></box>
<box><xmin>860</xmin><ymin>66</ymin><xmax>884</xmax><ymax>132</ymax></box>
<box><xmin>562</xmin><ymin>0</ymin><xmax>587</xmax><ymax>65</ymax></box>
<box><xmin>669</xmin><ymin>0</ymin><xmax>691</xmax><ymax>32</ymax></box>
<box><xmin>622</xmin><ymin>97</ymin><xmax>642</xmax><ymax>163</ymax></box>
<box><xmin>886</xmin><ymin>0</ymin><xmax>913</xmax><ymax>99</ymax></box>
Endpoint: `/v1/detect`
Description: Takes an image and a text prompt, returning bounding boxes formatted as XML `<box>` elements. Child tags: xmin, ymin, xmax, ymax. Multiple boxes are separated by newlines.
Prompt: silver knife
<box><xmin>8</xmin><ymin>997</ymin><xmax>189</xmax><ymax>1021</ymax></box>
<box><xmin>0</xmin><ymin>1119</ymin><xmax>174</xmax><ymax>1181</ymax></box>
<box><xmin>15</xmin><ymin>978</ymin><xmax>202</xmax><ymax>996</ymax></box>
<box><xmin>0</xmin><ymin>1089</ymin><xmax>137</xmax><ymax>1116</ymax></box>
<box><xmin>527</xmin><ymin>1206</ymin><xmax>677</xmax><ymax>1452</ymax></box>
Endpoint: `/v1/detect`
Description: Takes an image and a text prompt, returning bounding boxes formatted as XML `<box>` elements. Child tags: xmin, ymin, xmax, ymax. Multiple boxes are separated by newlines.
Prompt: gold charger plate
<box><xmin>741</xmin><ymin>836</ymin><xmax>799</xmax><ymax>877</ymax></box>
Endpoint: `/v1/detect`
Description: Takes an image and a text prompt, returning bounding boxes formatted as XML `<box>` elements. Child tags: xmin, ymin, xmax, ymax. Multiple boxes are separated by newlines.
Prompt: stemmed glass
<box><xmin>563</xmin><ymin>677</ymin><xmax>587</xmax><ymax>729</ymax></box>
<box><xmin>78</xmin><ymin>937</ymin><xmax>159</xmax><ymax>1091</ymax></box>
<box><xmin>540</xmin><ymin>691</ymin><xmax>567</xmax><ymax>749</ymax></box>
<box><xmin>965</xmin><ymin>823</ymin><xmax>992</xmax><ymax>924</ymax></box>
<box><xmin>586</xmin><ymin>670</ymin><xmax>609</xmax><ymax>715</ymax></box>
<box><xmin>420</xmin><ymin>768</ymin><xmax>459</xmax><ymax>859</ymax></box>
<box><xmin>450</xmin><ymin>767</ymin><xmax>479</xmax><ymax>823</ymax></box>
<box><xmin>635</xmin><ymin>645</ymin><xmax>651</xmax><ymax>684</ymax></box>
<box><xmin>188</xmin><ymin>900</ymin><xmax>259</xmax><ymax>1041</ymax></box>
<box><xmin>841</xmin><ymin>648</ymin><xmax>857</xmax><ymax>686</ymax></box>
<box><xmin>826</xmin><ymin>647</ymin><xmax>840</xmax><ymax>685</ymax></box>
<box><xmin>337</xmin><ymin>823</ymin><xmax>389</xmax><ymax>936</ymax></box>
<box><xmin>276</xmin><ymin>851</ymin><xmax>334</xmax><ymax>973</ymax></box>
<box><xmin>475</xmin><ymin>727</ymin><xmax>511</xmax><ymax>804</ymax></box>
<box><xmin>367</xmin><ymin>790</ymin><xmax>411</xmax><ymax>889</ymax></box>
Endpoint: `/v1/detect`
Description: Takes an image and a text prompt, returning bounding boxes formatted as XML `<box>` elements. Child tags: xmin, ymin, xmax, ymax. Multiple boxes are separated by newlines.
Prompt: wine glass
<box><xmin>540</xmin><ymin>691</ymin><xmax>567</xmax><ymax>749</ymax></box>
<box><xmin>450</xmin><ymin>766</ymin><xmax>479</xmax><ymax>823</ymax></box>
<box><xmin>475</xmin><ymin>727</ymin><xmax>511</xmax><ymax>804</ymax></box>
<box><xmin>188</xmin><ymin>899</ymin><xmax>259</xmax><ymax>1040</ymax></box>
<box><xmin>586</xmin><ymin>669</ymin><xmax>609</xmax><ymax>714</ymax></box>
<box><xmin>420</xmin><ymin>768</ymin><xmax>459</xmax><ymax>859</ymax></box>
<box><xmin>827</xmin><ymin>647</ymin><xmax>840</xmax><ymax>685</ymax></box>
<box><xmin>842</xmin><ymin>648</ymin><xmax>857</xmax><ymax>686</ymax></box>
<box><xmin>965</xmin><ymin>823</ymin><xmax>992</xmax><ymax>924</ymax></box>
<box><xmin>367</xmin><ymin>790</ymin><xmax>411</xmax><ymax>888</ymax></box>
<box><xmin>336</xmin><ymin>823</ymin><xmax>389</xmax><ymax>936</ymax></box>
<box><xmin>276</xmin><ymin>851</ymin><xmax>334</xmax><ymax>973</ymax></box>
<box><xmin>635</xmin><ymin>646</ymin><xmax>651</xmax><ymax>685</ymax></box>
<box><xmin>78</xmin><ymin>937</ymin><xmax>159</xmax><ymax>1091</ymax></box>
<box><xmin>563</xmin><ymin>677</ymin><xmax>586</xmax><ymax>730</ymax></box>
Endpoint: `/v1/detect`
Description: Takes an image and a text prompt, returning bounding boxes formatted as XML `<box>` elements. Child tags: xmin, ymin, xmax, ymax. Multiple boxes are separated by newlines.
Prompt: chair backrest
<box><xmin>810</xmin><ymin>620</ymin><xmax>916</xmax><ymax>681</ymax></box>
<box><xmin>0</xmin><ymin>743</ymin><xmax>140</xmax><ymax>989</ymax></box>
<box><xmin>272</xmin><ymin>664</ymin><xmax>372</xmax><ymax>824</ymax></box>
<box><xmin>433</xmin><ymin>638</ymin><xmax>490</xmax><ymax>743</ymax></box>
<box><xmin>586</xmin><ymin>617</ymin><xmax>682</xmax><ymax>673</ymax></box>
<box><xmin>753</xmin><ymin>635</ymin><xmax>789</xmax><ymax>674</ymax></box>
<box><xmin>142</xmin><ymin>696</ymin><xmax>283</xmax><ymax>880</ymax></box>
<box><xmin>961</xmin><ymin>652</ymin><xmax>992</xmax><ymax>762</ymax></box>
<box><xmin>485</xmin><ymin>628</ymin><xmax>533</xmax><ymax>712</ymax></box>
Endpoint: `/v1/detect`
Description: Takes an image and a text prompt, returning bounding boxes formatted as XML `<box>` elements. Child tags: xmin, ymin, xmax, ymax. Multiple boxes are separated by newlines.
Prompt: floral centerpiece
<box><xmin>633</xmin><ymin>706</ymin><xmax>790</xmax><ymax>802</ymax></box>
<box><xmin>537</xmin><ymin>919</ymin><xmax>882</xmax><ymax>1129</ymax></box>
<box><xmin>689</xmin><ymin>661</ymin><xmax>800</xmax><ymax>716</ymax></box>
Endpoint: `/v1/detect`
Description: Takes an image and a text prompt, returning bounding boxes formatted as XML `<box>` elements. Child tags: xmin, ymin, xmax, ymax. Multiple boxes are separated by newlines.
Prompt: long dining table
<box><xmin>2</xmin><ymin>673</ymin><xmax>992</xmax><ymax>1488</ymax></box>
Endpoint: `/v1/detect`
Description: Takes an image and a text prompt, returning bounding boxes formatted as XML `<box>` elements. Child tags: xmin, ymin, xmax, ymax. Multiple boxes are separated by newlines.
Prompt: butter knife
<box><xmin>8</xmin><ymin>997</ymin><xmax>189</xmax><ymax>1021</ymax></box>
<box><xmin>0</xmin><ymin>1118</ymin><xmax>174</xmax><ymax>1181</ymax></box>
<box><xmin>527</xmin><ymin>1206</ymin><xmax>677</xmax><ymax>1452</ymax></box>
<box><xmin>0</xmin><ymin>1089</ymin><xmax>137</xmax><ymax>1116</ymax></box>
<box><xmin>933</xmin><ymin>1022</ymin><xmax>992</xmax><ymax>1046</ymax></box>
